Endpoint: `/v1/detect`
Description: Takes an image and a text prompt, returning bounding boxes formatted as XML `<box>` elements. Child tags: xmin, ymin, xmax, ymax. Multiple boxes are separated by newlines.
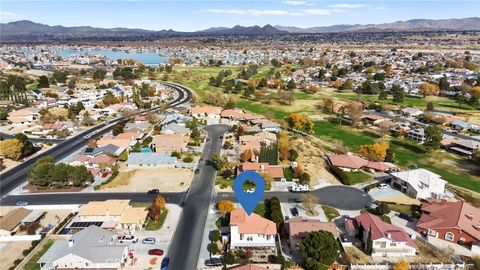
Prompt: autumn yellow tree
<box><xmin>321</xmin><ymin>97</ymin><xmax>335</xmax><ymax>114</ymax></box>
<box><xmin>347</xmin><ymin>102</ymin><xmax>364</xmax><ymax>127</ymax></box>
<box><xmin>0</xmin><ymin>139</ymin><xmax>24</xmax><ymax>161</ymax></box>
<box><xmin>278</xmin><ymin>131</ymin><xmax>290</xmax><ymax>160</ymax></box>
<box><xmin>285</xmin><ymin>113</ymin><xmax>314</xmax><ymax>133</ymax></box>
<box><xmin>419</xmin><ymin>82</ymin><xmax>440</xmax><ymax>97</ymax></box>
<box><xmin>154</xmin><ymin>195</ymin><xmax>166</xmax><ymax>210</ymax></box>
<box><xmin>217</xmin><ymin>200</ymin><xmax>235</xmax><ymax>216</ymax></box>
<box><xmin>357</xmin><ymin>142</ymin><xmax>389</xmax><ymax>161</ymax></box>
<box><xmin>393</xmin><ymin>259</ymin><xmax>409</xmax><ymax>270</ymax></box>
<box><xmin>240</xmin><ymin>149</ymin><xmax>252</xmax><ymax>162</ymax></box>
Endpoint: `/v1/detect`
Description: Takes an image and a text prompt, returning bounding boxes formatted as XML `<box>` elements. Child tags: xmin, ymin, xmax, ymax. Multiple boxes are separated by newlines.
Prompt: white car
<box><xmin>378</xmin><ymin>183</ymin><xmax>389</xmax><ymax>190</ymax></box>
<box><xmin>290</xmin><ymin>183</ymin><xmax>310</xmax><ymax>192</ymax></box>
<box><xmin>245</xmin><ymin>188</ymin><xmax>255</xmax><ymax>193</ymax></box>
<box><xmin>118</xmin><ymin>235</ymin><xmax>138</xmax><ymax>243</ymax></box>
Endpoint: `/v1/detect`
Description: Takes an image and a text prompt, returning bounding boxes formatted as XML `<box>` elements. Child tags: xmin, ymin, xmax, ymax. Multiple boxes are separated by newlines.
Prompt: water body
<box><xmin>55</xmin><ymin>49</ymin><xmax>169</xmax><ymax>65</ymax></box>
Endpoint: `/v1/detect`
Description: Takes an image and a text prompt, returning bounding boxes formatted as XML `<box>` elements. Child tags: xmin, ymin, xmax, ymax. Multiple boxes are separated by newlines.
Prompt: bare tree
<box><xmin>301</xmin><ymin>194</ymin><xmax>320</xmax><ymax>216</ymax></box>
<box><xmin>378</xmin><ymin>121</ymin><xmax>390</xmax><ymax>138</ymax></box>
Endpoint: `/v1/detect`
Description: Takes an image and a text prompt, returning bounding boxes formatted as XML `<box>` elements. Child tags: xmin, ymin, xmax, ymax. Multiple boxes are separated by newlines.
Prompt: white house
<box><xmin>37</xmin><ymin>226</ymin><xmax>129</xmax><ymax>270</ymax></box>
<box><xmin>229</xmin><ymin>208</ymin><xmax>276</xmax><ymax>250</ymax></box>
<box><xmin>389</xmin><ymin>168</ymin><xmax>446</xmax><ymax>200</ymax></box>
<box><xmin>353</xmin><ymin>213</ymin><xmax>417</xmax><ymax>257</ymax></box>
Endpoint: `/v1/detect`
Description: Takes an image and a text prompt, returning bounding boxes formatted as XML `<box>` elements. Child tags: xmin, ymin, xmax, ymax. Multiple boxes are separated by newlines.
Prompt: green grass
<box><xmin>321</xmin><ymin>206</ymin><xmax>340</xmax><ymax>221</ymax></box>
<box><xmin>253</xmin><ymin>203</ymin><xmax>266</xmax><ymax>217</ymax></box>
<box><xmin>145</xmin><ymin>209</ymin><xmax>168</xmax><ymax>231</ymax></box>
<box><xmin>313</xmin><ymin>120</ymin><xmax>375</xmax><ymax>149</ymax></box>
<box><xmin>343</xmin><ymin>171</ymin><xmax>373</xmax><ymax>185</ymax></box>
<box><xmin>236</xmin><ymin>99</ymin><xmax>289</xmax><ymax>120</ymax></box>
<box><xmin>23</xmin><ymin>239</ymin><xmax>55</xmax><ymax>270</ymax></box>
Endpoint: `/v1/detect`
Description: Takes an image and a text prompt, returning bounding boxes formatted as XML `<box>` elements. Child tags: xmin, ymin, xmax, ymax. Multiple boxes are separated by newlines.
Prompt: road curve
<box><xmin>0</xmin><ymin>82</ymin><xmax>192</xmax><ymax>197</ymax></box>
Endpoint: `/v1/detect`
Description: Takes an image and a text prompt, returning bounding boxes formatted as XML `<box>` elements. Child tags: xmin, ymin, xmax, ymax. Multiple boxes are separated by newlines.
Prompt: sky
<box><xmin>0</xmin><ymin>0</ymin><xmax>479</xmax><ymax>31</ymax></box>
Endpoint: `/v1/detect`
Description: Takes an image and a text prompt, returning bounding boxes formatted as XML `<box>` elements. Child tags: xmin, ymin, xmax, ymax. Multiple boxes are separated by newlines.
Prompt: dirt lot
<box><xmin>292</xmin><ymin>137</ymin><xmax>341</xmax><ymax>186</ymax></box>
<box><xmin>98</xmin><ymin>165</ymin><xmax>193</xmax><ymax>192</ymax></box>
<box><xmin>0</xmin><ymin>241</ymin><xmax>32</xmax><ymax>270</ymax></box>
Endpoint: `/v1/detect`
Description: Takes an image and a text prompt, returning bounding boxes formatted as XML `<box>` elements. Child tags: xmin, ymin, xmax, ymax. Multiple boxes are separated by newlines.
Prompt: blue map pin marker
<box><xmin>233</xmin><ymin>170</ymin><xmax>265</xmax><ymax>215</ymax></box>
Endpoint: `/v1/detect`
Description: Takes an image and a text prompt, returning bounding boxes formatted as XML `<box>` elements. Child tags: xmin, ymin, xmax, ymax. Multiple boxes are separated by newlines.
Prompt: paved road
<box><xmin>167</xmin><ymin>124</ymin><xmax>230</xmax><ymax>270</ymax></box>
<box><xmin>0</xmin><ymin>82</ymin><xmax>191</xmax><ymax>198</ymax></box>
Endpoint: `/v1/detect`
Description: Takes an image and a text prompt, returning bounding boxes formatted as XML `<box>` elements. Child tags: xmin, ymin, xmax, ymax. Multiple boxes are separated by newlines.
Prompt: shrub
<box><xmin>182</xmin><ymin>156</ymin><xmax>193</xmax><ymax>163</ymax></box>
<box><xmin>208</xmin><ymin>241</ymin><xmax>218</xmax><ymax>255</ymax></box>
<box><xmin>376</xmin><ymin>202</ymin><xmax>391</xmax><ymax>215</ymax></box>
<box><xmin>289</xmin><ymin>149</ymin><xmax>298</xmax><ymax>161</ymax></box>
<box><xmin>171</xmin><ymin>151</ymin><xmax>181</xmax><ymax>158</ymax></box>
<box><xmin>118</xmin><ymin>150</ymin><xmax>128</xmax><ymax>162</ymax></box>
<box><xmin>328</xmin><ymin>165</ymin><xmax>349</xmax><ymax>185</ymax></box>
<box><xmin>224</xmin><ymin>251</ymin><xmax>236</xmax><ymax>265</ymax></box>
<box><xmin>221</xmin><ymin>169</ymin><xmax>233</xmax><ymax>178</ymax></box>
<box><xmin>210</xmin><ymin>230</ymin><xmax>221</xmax><ymax>242</ymax></box>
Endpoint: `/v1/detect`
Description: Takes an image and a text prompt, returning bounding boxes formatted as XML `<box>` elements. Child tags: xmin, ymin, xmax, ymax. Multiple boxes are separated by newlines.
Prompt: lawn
<box><xmin>343</xmin><ymin>171</ymin><xmax>373</xmax><ymax>185</ymax></box>
<box><xmin>145</xmin><ymin>209</ymin><xmax>168</xmax><ymax>231</ymax></box>
<box><xmin>313</xmin><ymin>120</ymin><xmax>376</xmax><ymax>150</ymax></box>
<box><xmin>23</xmin><ymin>239</ymin><xmax>55</xmax><ymax>270</ymax></box>
<box><xmin>321</xmin><ymin>206</ymin><xmax>340</xmax><ymax>221</ymax></box>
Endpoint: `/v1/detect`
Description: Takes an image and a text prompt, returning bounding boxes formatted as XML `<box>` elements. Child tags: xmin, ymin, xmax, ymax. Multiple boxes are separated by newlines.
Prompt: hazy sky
<box><xmin>1</xmin><ymin>0</ymin><xmax>478</xmax><ymax>31</ymax></box>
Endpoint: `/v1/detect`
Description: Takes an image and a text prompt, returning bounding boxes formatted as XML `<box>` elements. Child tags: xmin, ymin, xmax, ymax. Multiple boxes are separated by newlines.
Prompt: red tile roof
<box><xmin>230</xmin><ymin>208</ymin><xmax>276</xmax><ymax>235</ymax></box>
<box><xmin>417</xmin><ymin>201</ymin><xmax>480</xmax><ymax>242</ymax></box>
<box><xmin>231</xmin><ymin>264</ymin><xmax>267</xmax><ymax>270</ymax></box>
<box><xmin>284</xmin><ymin>217</ymin><xmax>339</xmax><ymax>238</ymax></box>
<box><xmin>238</xmin><ymin>162</ymin><xmax>284</xmax><ymax>179</ymax></box>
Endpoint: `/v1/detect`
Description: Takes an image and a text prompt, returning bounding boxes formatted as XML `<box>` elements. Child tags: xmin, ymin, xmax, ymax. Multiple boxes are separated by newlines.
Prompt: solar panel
<box><xmin>69</xmin><ymin>221</ymin><xmax>103</xmax><ymax>228</ymax></box>
<box><xmin>84</xmin><ymin>148</ymin><xmax>94</xmax><ymax>153</ymax></box>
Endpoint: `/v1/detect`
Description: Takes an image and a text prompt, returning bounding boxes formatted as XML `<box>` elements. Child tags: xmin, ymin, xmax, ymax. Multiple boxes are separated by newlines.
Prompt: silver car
<box><xmin>142</xmin><ymin>237</ymin><xmax>156</xmax><ymax>244</ymax></box>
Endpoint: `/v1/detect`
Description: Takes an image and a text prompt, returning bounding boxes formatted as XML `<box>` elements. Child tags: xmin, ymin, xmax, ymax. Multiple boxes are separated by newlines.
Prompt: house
<box><xmin>0</xmin><ymin>208</ymin><xmax>32</xmax><ymax>236</ymax></box>
<box><xmin>238</xmin><ymin>132</ymin><xmax>276</xmax><ymax>162</ymax></box>
<box><xmin>80</xmin><ymin>144</ymin><xmax>125</xmax><ymax>158</ymax></box>
<box><xmin>124</xmin><ymin>122</ymin><xmax>150</xmax><ymax>133</ymax></box>
<box><xmin>7</xmin><ymin>107</ymin><xmax>40</xmax><ymax>125</ymax></box>
<box><xmin>284</xmin><ymin>217</ymin><xmax>339</xmax><ymax>255</ymax></box>
<box><xmin>221</xmin><ymin>109</ymin><xmax>250</xmax><ymax>124</ymax></box>
<box><xmin>161</xmin><ymin>123</ymin><xmax>191</xmax><ymax>135</ymax></box>
<box><xmin>351</xmin><ymin>213</ymin><xmax>417</xmax><ymax>257</ymax></box>
<box><xmin>126</xmin><ymin>152</ymin><xmax>177</xmax><ymax>168</ymax></box>
<box><xmin>229</xmin><ymin>209</ymin><xmax>277</xmax><ymax>260</ymax></box>
<box><xmin>238</xmin><ymin>162</ymin><xmax>285</xmax><ymax>181</ymax></box>
<box><xmin>37</xmin><ymin>226</ymin><xmax>129</xmax><ymax>270</ymax></box>
<box><xmin>150</xmin><ymin>134</ymin><xmax>189</xmax><ymax>152</ymax></box>
<box><xmin>407</xmin><ymin>128</ymin><xmax>426</xmax><ymax>143</ymax></box>
<box><xmin>389</xmin><ymin>168</ymin><xmax>446</xmax><ymax>200</ymax></box>
<box><xmin>450</xmin><ymin>119</ymin><xmax>473</xmax><ymax>131</ymax></box>
<box><xmin>401</xmin><ymin>107</ymin><xmax>423</xmax><ymax>117</ymax></box>
<box><xmin>190</xmin><ymin>106</ymin><xmax>222</xmax><ymax>124</ymax></box>
<box><xmin>230</xmin><ymin>264</ymin><xmax>268</xmax><ymax>270</ymax></box>
<box><xmin>68</xmin><ymin>199</ymin><xmax>148</xmax><ymax>233</ymax></box>
<box><xmin>417</xmin><ymin>201</ymin><xmax>480</xmax><ymax>249</ymax></box>
<box><xmin>447</xmin><ymin>139</ymin><xmax>480</xmax><ymax>158</ymax></box>
<box><xmin>71</xmin><ymin>153</ymin><xmax>116</xmax><ymax>170</ymax></box>
<box><xmin>96</xmin><ymin>137</ymin><xmax>134</xmax><ymax>149</ymax></box>
<box><xmin>327</xmin><ymin>154</ymin><xmax>393</xmax><ymax>172</ymax></box>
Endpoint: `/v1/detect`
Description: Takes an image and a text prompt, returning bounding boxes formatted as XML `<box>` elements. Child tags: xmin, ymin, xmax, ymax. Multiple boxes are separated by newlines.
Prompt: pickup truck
<box><xmin>290</xmin><ymin>183</ymin><xmax>310</xmax><ymax>192</ymax></box>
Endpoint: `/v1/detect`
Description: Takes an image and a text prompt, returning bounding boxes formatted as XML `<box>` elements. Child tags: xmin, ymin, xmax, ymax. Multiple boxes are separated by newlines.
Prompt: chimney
<box><xmin>68</xmin><ymin>239</ymin><xmax>74</xmax><ymax>247</ymax></box>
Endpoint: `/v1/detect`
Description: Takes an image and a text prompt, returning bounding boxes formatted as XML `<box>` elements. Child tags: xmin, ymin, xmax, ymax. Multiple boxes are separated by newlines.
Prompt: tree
<box><xmin>224</xmin><ymin>251</ymin><xmax>235</xmax><ymax>265</ymax></box>
<box><xmin>210</xmin><ymin>230</ymin><xmax>221</xmax><ymax>242</ymax></box>
<box><xmin>93</xmin><ymin>69</ymin><xmax>107</xmax><ymax>81</ymax></box>
<box><xmin>289</xmin><ymin>149</ymin><xmax>298</xmax><ymax>161</ymax></box>
<box><xmin>373</xmin><ymin>72</ymin><xmax>386</xmax><ymax>81</ymax></box>
<box><xmin>285</xmin><ymin>113</ymin><xmax>314</xmax><ymax>133</ymax></box>
<box><xmin>67</xmin><ymin>79</ymin><xmax>76</xmax><ymax>90</ymax></box>
<box><xmin>378</xmin><ymin>91</ymin><xmax>388</xmax><ymax>101</ymax></box>
<box><xmin>112</xmin><ymin>124</ymin><xmax>124</xmax><ymax>136</ymax></box>
<box><xmin>149</xmin><ymin>203</ymin><xmax>161</xmax><ymax>221</ymax></box>
<box><xmin>217</xmin><ymin>199</ymin><xmax>235</xmax><ymax>216</ymax></box>
<box><xmin>321</xmin><ymin>97</ymin><xmax>335</xmax><ymax>114</ymax></box>
<box><xmin>438</xmin><ymin>77</ymin><xmax>450</xmax><ymax>91</ymax></box>
<box><xmin>301</xmin><ymin>194</ymin><xmax>319</xmax><ymax>216</ymax></box>
<box><xmin>278</xmin><ymin>131</ymin><xmax>290</xmax><ymax>161</ymax></box>
<box><xmin>419</xmin><ymin>83</ymin><xmax>440</xmax><ymax>97</ymax></box>
<box><xmin>357</xmin><ymin>142</ymin><xmax>389</xmax><ymax>161</ymax></box>
<box><xmin>15</xmin><ymin>133</ymin><xmax>35</xmax><ymax>157</ymax></box>
<box><xmin>394</xmin><ymin>259</ymin><xmax>410</xmax><ymax>270</ymax></box>
<box><xmin>154</xmin><ymin>195</ymin><xmax>166</xmax><ymax>210</ymax></box>
<box><xmin>426</xmin><ymin>101</ymin><xmax>434</xmax><ymax>111</ymax></box>
<box><xmin>424</xmin><ymin>125</ymin><xmax>442</xmax><ymax>150</ymax></box>
<box><xmin>82</xmin><ymin>111</ymin><xmax>95</xmax><ymax>126</ymax></box>
<box><xmin>392</xmin><ymin>84</ymin><xmax>404</xmax><ymax>103</ymax></box>
<box><xmin>0</xmin><ymin>138</ymin><xmax>23</xmax><ymax>161</ymax></box>
<box><xmin>53</xmin><ymin>70</ymin><xmax>68</xmax><ymax>83</ymax></box>
<box><xmin>384</xmin><ymin>148</ymin><xmax>395</xmax><ymax>163</ymax></box>
<box><xmin>378</xmin><ymin>121</ymin><xmax>390</xmax><ymax>138</ymax></box>
<box><xmin>38</xmin><ymin>75</ymin><xmax>50</xmax><ymax>88</ymax></box>
<box><xmin>347</xmin><ymin>102</ymin><xmax>363</xmax><ymax>127</ymax></box>
<box><xmin>365</xmin><ymin>229</ymin><xmax>373</xmax><ymax>255</ymax></box>
<box><xmin>376</xmin><ymin>202</ymin><xmax>391</xmax><ymax>215</ymax></box>
<box><xmin>240</xmin><ymin>149</ymin><xmax>252</xmax><ymax>162</ymax></box>
<box><xmin>211</xmin><ymin>154</ymin><xmax>229</xmax><ymax>171</ymax></box>
<box><xmin>300</xmin><ymin>231</ymin><xmax>339</xmax><ymax>270</ymax></box>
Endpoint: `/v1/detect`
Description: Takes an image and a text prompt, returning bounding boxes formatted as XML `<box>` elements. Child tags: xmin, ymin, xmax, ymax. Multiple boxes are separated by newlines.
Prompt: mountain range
<box><xmin>1</xmin><ymin>17</ymin><xmax>479</xmax><ymax>42</ymax></box>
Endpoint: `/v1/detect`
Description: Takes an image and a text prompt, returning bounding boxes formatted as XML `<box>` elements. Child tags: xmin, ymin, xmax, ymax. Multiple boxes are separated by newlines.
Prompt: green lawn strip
<box><xmin>419</xmin><ymin>163</ymin><xmax>480</xmax><ymax>193</ymax></box>
<box><xmin>321</xmin><ymin>206</ymin><xmax>340</xmax><ymax>221</ymax></box>
<box><xmin>23</xmin><ymin>239</ymin><xmax>55</xmax><ymax>270</ymax></box>
<box><xmin>145</xmin><ymin>209</ymin><xmax>168</xmax><ymax>231</ymax></box>
<box><xmin>313</xmin><ymin>120</ymin><xmax>375</xmax><ymax>149</ymax></box>
<box><xmin>343</xmin><ymin>171</ymin><xmax>373</xmax><ymax>185</ymax></box>
<box><xmin>235</xmin><ymin>99</ymin><xmax>290</xmax><ymax>120</ymax></box>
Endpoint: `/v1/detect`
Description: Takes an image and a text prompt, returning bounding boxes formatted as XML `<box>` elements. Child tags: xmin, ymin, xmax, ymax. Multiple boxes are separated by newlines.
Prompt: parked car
<box><xmin>118</xmin><ymin>235</ymin><xmax>138</xmax><ymax>243</ymax></box>
<box><xmin>194</xmin><ymin>169</ymin><xmax>200</xmax><ymax>175</ymax></box>
<box><xmin>378</xmin><ymin>183</ymin><xmax>389</xmax><ymax>190</ymax></box>
<box><xmin>290</xmin><ymin>183</ymin><xmax>309</xmax><ymax>192</ymax></box>
<box><xmin>148</xmin><ymin>249</ymin><xmax>164</xmax><ymax>256</ymax></box>
<box><xmin>204</xmin><ymin>257</ymin><xmax>222</xmax><ymax>267</ymax></box>
<box><xmin>398</xmin><ymin>212</ymin><xmax>414</xmax><ymax>222</ymax></box>
<box><xmin>142</xmin><ymin>237</ymin><xmax>156</xmax><ymax>244</ymax></box>
<box><xmin>147</xmin><ymin>189</ymin><xmax>160</xmax><ymax>194</ymax></box>
<box><xmin>161</xmin><ymin>256</ymin><xmax>170</xmax><ymax>270</ymax></box>
<box><xmin>101</xmin><ymin>172</ymin><xmax>109</xmax><ymax>178</ymax></box>
<box><xmin>16</xmin><ymin>201</ymin><xmax>28</xmax><ymax>206</ymax></box>
<box><xmin>290</xmin><ymin>207</ymin><xmax>299</xmax><ymax>216</ymax></box>
<box><xmin>245</xmin><ymin>188</ymin><xmax>255</xmax><ymax>193</ymax></box>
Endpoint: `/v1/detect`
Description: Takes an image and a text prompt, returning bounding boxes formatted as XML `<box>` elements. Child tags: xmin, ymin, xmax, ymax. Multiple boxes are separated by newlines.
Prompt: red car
<box><xmin>148</xmin><ymin>249</ymin><xmax>164</xmax><ymax>256</ymax></box>
<box><xmin>102</xmin><ymin>172</ymin><xmax>109</xmax><ymax>178</ymax></box>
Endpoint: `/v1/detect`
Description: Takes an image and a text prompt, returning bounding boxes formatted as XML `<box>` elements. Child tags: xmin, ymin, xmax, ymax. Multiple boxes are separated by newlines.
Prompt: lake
<box><xmin>55</xmin><ymin>49</ymin><xmax>169</xmax><ymax>65</ymax></box>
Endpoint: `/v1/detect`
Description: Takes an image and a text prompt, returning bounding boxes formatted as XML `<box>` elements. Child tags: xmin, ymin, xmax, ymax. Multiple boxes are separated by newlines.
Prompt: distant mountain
<box><xmin>275</xmin><ymin>17</ymin><xmax>480</xmax><ymax>33</ymax></box>
<box><xmin>1</xmin><ymin>18</ymin><xmax>479</xmax><ymax>42</ymax></box>
<box><xmin>198</xmin><ymin>24</ymin><xmax>287</xmax><ymax>35</ymax></box>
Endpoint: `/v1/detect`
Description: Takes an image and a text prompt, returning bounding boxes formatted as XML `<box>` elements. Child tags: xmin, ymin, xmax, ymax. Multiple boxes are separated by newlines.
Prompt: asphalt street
<box><xmin>166</xmin><ymin>124</ymin><xmax>230</xmax><ymax>270</ymax></box>
<box><xmin>0</xmin><ymin>82</ymin><xmax>192</xmax><ymax>198</ymax></box>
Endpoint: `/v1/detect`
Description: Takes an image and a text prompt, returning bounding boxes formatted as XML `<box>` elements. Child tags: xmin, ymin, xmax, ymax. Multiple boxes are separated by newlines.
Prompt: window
<box><xmin>445</xmin><ymin>232</ymin><xmax>454</xmax><ymax>241</ymax></box>
<box><xmin>428</xmin><ymin>230</ymin><xmax>437</xmax><ymax>237</ymax></box>
<box><xmin>390</xmin><ymin>243</ymin><xmax>396</xmax><ymax>247</ymax></box>
<box><xmin>240</xmin><ymin>234</ymin><xmax>244</xmax><ymax>240</ymax></box>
